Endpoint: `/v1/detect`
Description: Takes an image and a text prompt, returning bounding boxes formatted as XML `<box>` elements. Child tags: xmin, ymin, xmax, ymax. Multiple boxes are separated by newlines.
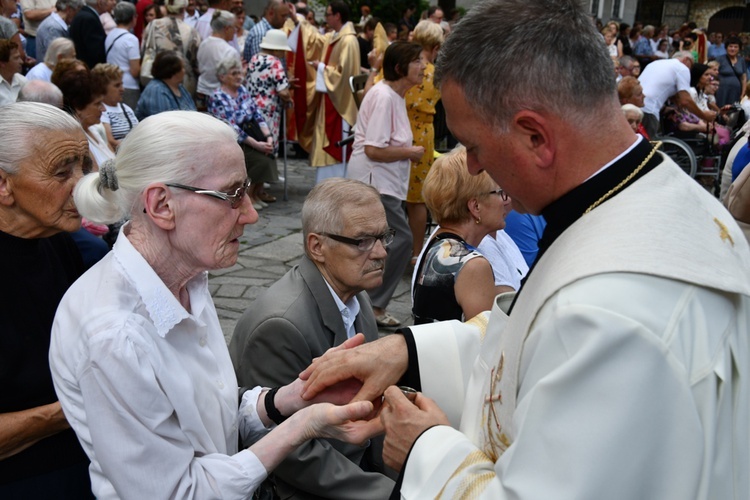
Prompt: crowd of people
<box><xmin>1</xmin><ymin>0</ymin><xmax>750</xmax><ymax>499</ymax></box>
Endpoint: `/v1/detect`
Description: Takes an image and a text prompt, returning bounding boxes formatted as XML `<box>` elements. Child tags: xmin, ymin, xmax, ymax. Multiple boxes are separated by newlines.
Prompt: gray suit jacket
<box><xmin>229</xmin><ymin>255</ymin><xmax>395</xmax><ymax>500</ymax></box>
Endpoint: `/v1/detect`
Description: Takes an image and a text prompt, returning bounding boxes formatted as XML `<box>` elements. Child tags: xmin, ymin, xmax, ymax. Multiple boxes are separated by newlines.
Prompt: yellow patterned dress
<box><xmin>405</xmin><ymin>62</ymin><xmax>440</xmax><ymax>203</ymax></box>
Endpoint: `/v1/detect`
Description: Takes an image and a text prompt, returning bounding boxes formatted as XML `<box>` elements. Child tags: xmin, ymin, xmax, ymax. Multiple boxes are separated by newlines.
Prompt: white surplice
<box><xmin>400</xmin><ymin>156</ymin><xmax>750</xmax><ymax>499</ymax></box>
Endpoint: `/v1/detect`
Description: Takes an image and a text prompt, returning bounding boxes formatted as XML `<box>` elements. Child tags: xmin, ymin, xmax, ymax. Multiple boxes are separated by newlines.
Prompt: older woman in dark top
<box><xmin>413</xmin><ymin>146</ymin><xmax>512</xmax><ymax>324</ymax></box>
<box><xmin>0</xmin><ymin>102</ymin><xmax>93</xmax><ymax>498</ymax></box>
<box><xmin>715</xmin><ymin>36</ymin><xmax>747</xmax><ymax>107</ymax></box>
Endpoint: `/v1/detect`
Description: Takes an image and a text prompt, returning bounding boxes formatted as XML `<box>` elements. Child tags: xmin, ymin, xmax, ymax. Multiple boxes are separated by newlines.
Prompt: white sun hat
<box><xmin>259</xmin><ymin>29</ymin><xmax>292</xmax><ymax>52</ymax></box>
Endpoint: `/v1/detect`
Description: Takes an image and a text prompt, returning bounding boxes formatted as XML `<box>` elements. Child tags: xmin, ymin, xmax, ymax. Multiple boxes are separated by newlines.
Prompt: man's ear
<box><xmin>512</xmin><ymin>110</ymin><xmax>555</xmax><ymax>169</ymax></box>
<box><xmin>142</xmin><ymin>183</ymin><xmax>176</xmax><ymax>230</ymax></box>
<box><xmin>307</xmin><ymin>232</ymin><xmax>326</xmax><ymax>263</ymax></box>
<box><xmin>0</xmin><ymin>170</ymin><xmax>14</xmax><ymax>207</ymax></box>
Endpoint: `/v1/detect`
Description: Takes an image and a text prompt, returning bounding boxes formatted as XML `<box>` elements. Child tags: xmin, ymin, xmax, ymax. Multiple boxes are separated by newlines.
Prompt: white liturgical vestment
<box><xmin>400</xmin><ymin>155</ymin><xmax>750</xmax><ymax>499</ymax></box>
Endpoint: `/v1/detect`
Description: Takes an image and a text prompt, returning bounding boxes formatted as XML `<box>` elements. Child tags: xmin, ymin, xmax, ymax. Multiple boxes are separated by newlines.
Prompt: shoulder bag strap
<box><xmin>106</xmin><ymin>32</ymin><xmax>129</xmax><ymax>58</ymax></box>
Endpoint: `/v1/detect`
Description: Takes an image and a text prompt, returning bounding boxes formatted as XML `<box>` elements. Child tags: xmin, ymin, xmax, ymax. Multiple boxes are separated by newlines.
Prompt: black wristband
<box><xmin>264</xmin><ymin>387</ymin><xmax>288</xmax><ymax>425</ymax></box>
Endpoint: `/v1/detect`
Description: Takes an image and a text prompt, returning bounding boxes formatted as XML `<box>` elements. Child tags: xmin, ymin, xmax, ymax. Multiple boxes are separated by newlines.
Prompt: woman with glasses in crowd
<box><xmin>209</xmin><ymin>56</ymin><xmax>277</xmax><ymax>211</ymax></box>
<box><xmin>412</xmin><ymin>146</ymin><xmax>513</xmax><ymax>325</ymax></box>
<box><xmin>49</xmin><ymin>111</ymin><xmax>375</xmax><ymax>500</ymax></box>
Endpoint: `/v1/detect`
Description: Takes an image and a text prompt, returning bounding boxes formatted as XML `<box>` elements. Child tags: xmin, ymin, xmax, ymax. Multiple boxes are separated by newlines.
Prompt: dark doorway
<box><xmin>708</xmin><ymin>6</ymin><xmax>746</xmax><ymax>37</ymax></box>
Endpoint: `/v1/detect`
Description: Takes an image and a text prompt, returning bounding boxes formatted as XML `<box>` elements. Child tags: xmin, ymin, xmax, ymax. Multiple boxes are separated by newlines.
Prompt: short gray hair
<box><xmin>216</xmin><ymin>56</ymin><xmax>241</xmax><ymax>78</ymax></box>
<box><xmin>435</xmin><ymin>0</ymin><xmax>617</xmax><ymax>131</ymax></box>
<box><xmin>44</xmin><ymin>37</ymin><xmax>75</xmax><ymax>66</ymax></box>
<box><xmin>0</xmin><ymin>102</ymin><xmax>81</xmax><ymax>175</ymax></box>
<box><xmin>210</xmin><ymin>10</ymin><xmax>236</xmax><ymax>33</ymax></box>
<box><xmin>672</xmin><ymin>50</ymin><xmax>694</xmax><ymax>62</ymax></box>
<box><xmin>619</xmin><ymin>55</ymin><xmax>635</xmax><ymax>68</ymax></box>
<box><xmin>56</xmin><ymin>0</ymin><xmax>85</xmax><ymax>10</ymax></box>
<box><xmin>165</xmin><ymin>0</ymin><xmax>187</xmax><ymax>15</ymax></box>
<box><xmin>301</xmin><ymin>178</ymin><xmax>381</xmax><ymax>255</ymax></box>
<box><xmin>74</xmin><ymin>111</ymin><xmax>238</xmax><ymax>223</ymax></box>
<box><xmin>17</xmin><ymin>80</ymin><xmax>64</xmax><ymax>107</ymax></box>
<box><xmin>113</xmin><ymin>1</ymin><xmax>136</xmax><ymax>24</ymax></box>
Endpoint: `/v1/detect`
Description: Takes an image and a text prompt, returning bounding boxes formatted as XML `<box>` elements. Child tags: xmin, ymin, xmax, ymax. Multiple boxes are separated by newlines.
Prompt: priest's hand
<box><xmin>300</xmin><ymin>334</ymin><xmax>408</xmax><ymax>403</ymax></box>
<box><xmin>380</xmin><ymin>386</ymin><xmax>450</xmax><ymax>471</ymax></box>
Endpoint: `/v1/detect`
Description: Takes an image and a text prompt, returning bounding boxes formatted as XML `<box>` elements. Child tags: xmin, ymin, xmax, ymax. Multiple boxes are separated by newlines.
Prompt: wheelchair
<box><xmin>653</xmin><ymin>104</ymin><xmax>743</xmax><ymax>198</ymax></box>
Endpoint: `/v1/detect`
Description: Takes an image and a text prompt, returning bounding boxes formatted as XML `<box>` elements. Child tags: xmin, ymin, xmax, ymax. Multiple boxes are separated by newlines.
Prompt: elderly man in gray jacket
<box><xmin>230</xmin><ymin>178</ymin><xmax>396</xmax><ymax>499</ymax></box>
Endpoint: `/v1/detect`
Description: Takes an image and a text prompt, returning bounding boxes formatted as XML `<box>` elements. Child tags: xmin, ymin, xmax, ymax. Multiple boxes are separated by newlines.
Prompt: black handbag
<box><xmin>242</xmin><ymin>118</ymin><xmax>269</xmax><ymax>143</ymax></box>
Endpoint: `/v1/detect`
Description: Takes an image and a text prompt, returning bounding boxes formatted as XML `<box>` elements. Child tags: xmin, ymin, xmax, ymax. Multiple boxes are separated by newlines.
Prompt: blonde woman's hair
<box><xmin>422</xmin><ymin>146</ymin><xmax>498</xmax><ymax>225</ymax></box>
<box><xmin>412</xmin><ymin>20</ymin><xmax>443</xmax><ymax>50</ymax></box>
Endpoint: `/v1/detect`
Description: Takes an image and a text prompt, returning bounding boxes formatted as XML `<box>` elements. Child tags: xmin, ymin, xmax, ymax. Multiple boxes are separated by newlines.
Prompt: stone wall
<box><xmin>689</xmin><ymin>0</ymin><xmax>744</xmax><ymax>29</ymax></box>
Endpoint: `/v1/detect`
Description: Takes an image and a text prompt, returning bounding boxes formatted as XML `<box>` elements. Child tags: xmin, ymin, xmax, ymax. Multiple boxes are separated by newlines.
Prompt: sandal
<box><xmin>375</xmin><ymin>311</ymin><xmax>401</xmax><ymax>327</ymax></box>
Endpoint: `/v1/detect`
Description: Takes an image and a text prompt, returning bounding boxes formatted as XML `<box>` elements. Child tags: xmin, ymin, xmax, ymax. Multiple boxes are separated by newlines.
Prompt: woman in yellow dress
<box><xmin>405</xmin><ymin>20</ymin><xmax>444</xmax><ymax>264</ymax></box>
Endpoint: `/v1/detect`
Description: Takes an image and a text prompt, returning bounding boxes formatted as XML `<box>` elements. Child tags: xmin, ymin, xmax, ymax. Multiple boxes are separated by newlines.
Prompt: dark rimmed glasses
<box><xmin>488</xmin><ymin>188</ymin><xmax>509</xmax><ymax>201</ymax></box>
<box><xmin>322</xmin><ymin>228</ymin><xmax>396</xmax><ymax>252</ymax></box>
<box><xmin>165</xmin><ymin>178</ymin><xmax>251</xmax><ymax>209</ymax></box>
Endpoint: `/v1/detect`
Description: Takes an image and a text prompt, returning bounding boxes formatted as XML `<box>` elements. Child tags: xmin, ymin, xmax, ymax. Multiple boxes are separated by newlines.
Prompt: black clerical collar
<box><xmin>537</xmin><ymin>137</ymin><xmax>660</xmax><ymax>263</ymax></box>
<box><xmin>509</xmin><ymin>137</ymin><xmax>662</xmax><ymax>313</ymax></box>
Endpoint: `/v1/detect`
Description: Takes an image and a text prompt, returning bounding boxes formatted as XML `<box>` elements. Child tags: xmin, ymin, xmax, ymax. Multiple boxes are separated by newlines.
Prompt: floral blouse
<box><xmin>207</xmin><ymin>85</ymin><xmax>268</xmax><ymax>144</ymax></box>
<box><xmin>245</xmin><ymin>53</ymin><xmax>289</xmax><ymax>150</ymax></box>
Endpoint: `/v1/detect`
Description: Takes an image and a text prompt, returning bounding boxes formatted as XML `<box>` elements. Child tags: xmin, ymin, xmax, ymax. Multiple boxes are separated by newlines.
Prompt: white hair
<box><xmin>210</xmin><ymin>10</ymin><xmax>235</xmax><ymax>33</ymax></box>
<box><xmin>0</xmin><ymin>102</ymin><xmax>81</xmax><ymax>175</ymax></box>
<box><xmin>74</xmin><ymin>111</ymin><xmax>238</xmax><ymax>223</ymax></box>
<box><xmin>44</xmin><ymin>37</ymin><xmax>75</xmax><ymax>66</ymax></box>
<box><xmin>621</xmin><ymin>103</ymin><xmax>643</xmax><ymax>120</ymax></box>
<box><xmin>165</xmin><ymin>0</ymin><xmax>187</xmax><ymax>15</ymax></box>
<box><xmin>216</xmin><ymin>56</ymin><xmax>241</xmax><ymax>78</ymax></box>
<box><xmin>672</xmin><ymin>50</ymin><xmax>694</xmax><ymax>61</ymax></box>
<box><xmin>56</xmin><ymin>0</ymin><xmax>85</xmax><ymax>9</ymax></box>
<box><xmin>17</xmin><ymin>80</ymin><xmax>64</xmax><ymax>107</ymax></box>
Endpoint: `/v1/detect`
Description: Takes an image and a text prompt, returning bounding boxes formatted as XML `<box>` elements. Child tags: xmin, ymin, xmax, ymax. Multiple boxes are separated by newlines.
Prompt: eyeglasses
<box><xmin>488</xmin><ymin>188</ymin><xmax>509</xmax><ymax>201</ymax></box>
<box><xmin>165</xmin><ymin>178</ymin><xmax>251</xmax><ymax>209</ymax></box>
<box><xmin>322</xmin><ymin>228</ymin><xmax>396</xmax><ymax>252</ymax></box>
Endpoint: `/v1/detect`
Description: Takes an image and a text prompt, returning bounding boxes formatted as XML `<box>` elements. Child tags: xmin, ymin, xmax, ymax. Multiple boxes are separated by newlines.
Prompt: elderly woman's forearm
<box><xmin>0</xmin><ymin>402</ymin><xmax>69</xmax><ymax>460</ymax></box>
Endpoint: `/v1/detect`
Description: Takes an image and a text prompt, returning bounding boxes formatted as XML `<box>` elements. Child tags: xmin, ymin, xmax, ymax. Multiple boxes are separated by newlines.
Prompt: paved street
<box><xmin>210</xmin><ymin>153</ymin><xmax>414</xmax><ymax>345</ymax></box>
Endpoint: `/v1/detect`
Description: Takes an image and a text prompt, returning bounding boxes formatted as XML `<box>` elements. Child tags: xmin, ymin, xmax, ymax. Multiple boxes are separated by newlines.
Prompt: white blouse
<box><xmin>50</xmin><ymin>227</ymin><xmax>269</xmax><ymax>499</ymax></box>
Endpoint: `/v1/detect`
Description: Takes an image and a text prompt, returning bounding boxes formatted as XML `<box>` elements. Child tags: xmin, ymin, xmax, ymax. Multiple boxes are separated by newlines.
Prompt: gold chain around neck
<box><xmin>584</xmin><ymin>141</ymin><xmax>661</xmax><ymax>214</ymax></box>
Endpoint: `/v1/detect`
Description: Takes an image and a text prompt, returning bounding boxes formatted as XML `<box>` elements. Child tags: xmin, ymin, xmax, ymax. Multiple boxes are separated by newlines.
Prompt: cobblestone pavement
<box><xmin>210</xmin><ymin>154</ymin><xmax>414</xmax><ymax>345</ymax></box>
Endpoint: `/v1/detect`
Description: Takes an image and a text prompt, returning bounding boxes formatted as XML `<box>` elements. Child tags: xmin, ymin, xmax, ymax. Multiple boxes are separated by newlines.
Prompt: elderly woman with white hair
<box><xmin>24</xmin><ymin>37</ymin><xmax>76</xmax><ymax>82</ymax></box>
<box><xmin>197</xmin><ymin>10</ymin><xmax>240</xmax><ymax>103</ymax></box>
<box><xmin>209</xmin><ymin>56</ymin><xmax>277</xmax><ymax>210</ymax></box>
<box><xmin>48</xmin><ymin>111</ymin><xmax>373</xmax><ymax>500</ymax></box>
<box><xmin>0</xmin><ymin>102</ymin><xmax>93</xmax><ymax>498</ymax></box>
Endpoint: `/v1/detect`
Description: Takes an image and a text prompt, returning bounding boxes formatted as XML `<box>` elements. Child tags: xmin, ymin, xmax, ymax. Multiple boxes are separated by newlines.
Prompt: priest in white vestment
<box><xmin>300</xmin><ymin>1</ymin><xmax>750</xmax><ymax>499</ymax></box>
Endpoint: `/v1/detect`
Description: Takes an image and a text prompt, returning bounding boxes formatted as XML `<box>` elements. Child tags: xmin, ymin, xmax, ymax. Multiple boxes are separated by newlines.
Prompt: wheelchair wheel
<box><xmin>655</xmin><ymin>137</ymin><xmax>697</xmax><ymax>178</ymax></box>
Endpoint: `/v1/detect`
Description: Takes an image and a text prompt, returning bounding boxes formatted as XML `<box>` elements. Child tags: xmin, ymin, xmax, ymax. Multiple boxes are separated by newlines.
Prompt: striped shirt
<box><xmin>100</xmin><ymin>103</ymin><xmax>139</xmax><ymax>141</ymax></box>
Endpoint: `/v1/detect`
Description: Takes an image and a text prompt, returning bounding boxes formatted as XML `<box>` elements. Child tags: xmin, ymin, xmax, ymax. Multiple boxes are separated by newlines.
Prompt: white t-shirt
<box><xmin>25</xmin><ymin>62</ymin><xmax>52</xmax><ymax>82</ymax></box>
<box><xmin>197</xmin><ymin>36</ymin><xmax>240</xmax><ymax>95</ymax></box>
<box><xmin>477</xmin><ymin>230</ymin><xmax>529</xmax><ymax>290</ymax></box>
<box><xmin>105</xmin><ymin>27</ymin><xmax>141</xmax><ymax>90</ymax></box>
<box><xmin>19</xmin><ymin>0</ymin><xmax>55</xmax><ymax>36</ymax></box>
<box><xmin>639</xmin><ymin>58</ymin><xmax>691</xmax><ymax>116</ymax></box>
<box><xmin>347</xmin><ymin>81</ymin><xmax>413</xmax><ymax>200</ymax></box>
